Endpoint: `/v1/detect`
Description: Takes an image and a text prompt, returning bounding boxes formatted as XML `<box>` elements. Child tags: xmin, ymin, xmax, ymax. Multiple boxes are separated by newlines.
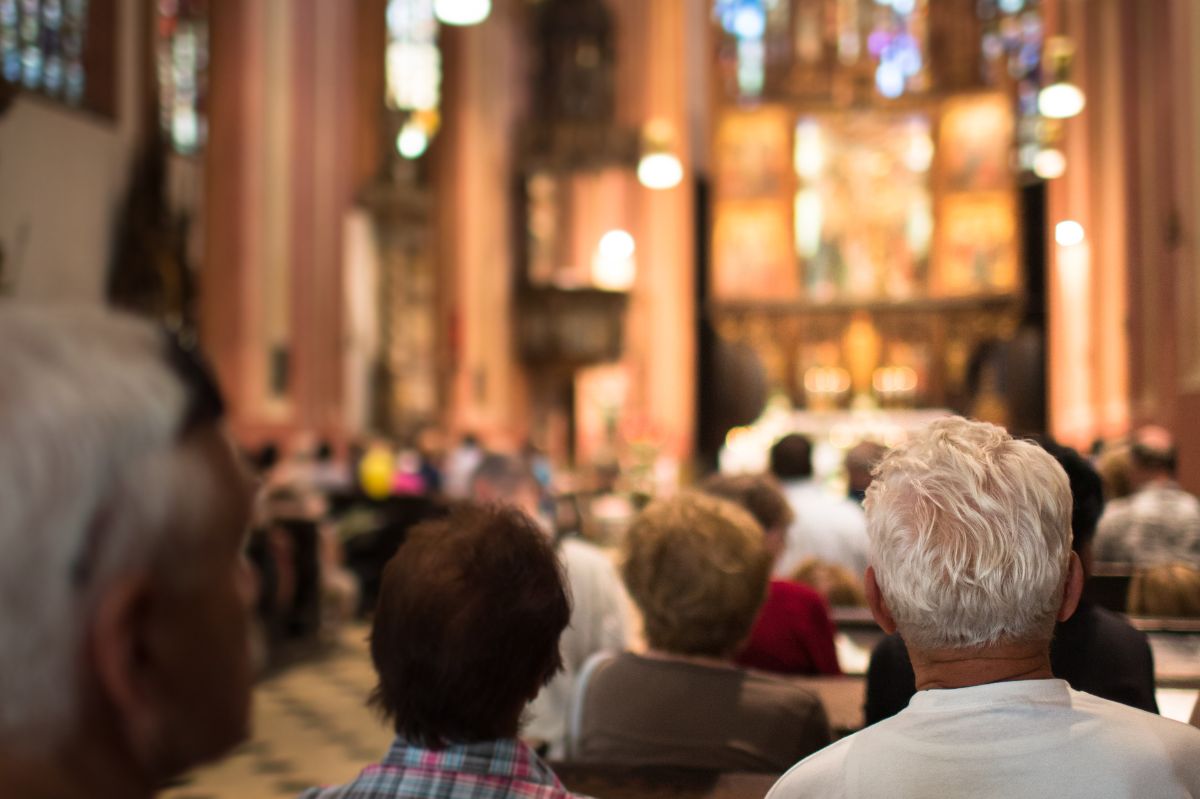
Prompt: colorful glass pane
<box><xmin>977</xmin><ymin>0</ymin><xmax>1043</xmax><ymax>172</ymax></box>
<box><xmin>0</xmin><ymin>0</ymin><xmax>86</xmax><ymax>102</ymax></box>
<box><xmin>156</xmin><ymin>0</ymin><xmax>207</xmax><ymax>154</ymax></box>
<box><xmin>386</xmin><ymin>0</ymin><xmax>440</xmax><ymax>113</ymax></box>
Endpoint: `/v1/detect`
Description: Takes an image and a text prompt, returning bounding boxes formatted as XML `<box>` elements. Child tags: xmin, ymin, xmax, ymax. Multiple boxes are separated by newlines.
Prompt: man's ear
<box><xmin>865</xmin><ymin>566</ymin><xmax>898</xmax><ymax>634</ymax></box>
<box><xmin>89</xmin><ymin>574</ymin><xmax>157</xmax><ymax>744</ymax></box>
<box><xmin>1057</xmin><ymin>551</ymin><xmax>1085</xmax><ymax>623</ymax></box>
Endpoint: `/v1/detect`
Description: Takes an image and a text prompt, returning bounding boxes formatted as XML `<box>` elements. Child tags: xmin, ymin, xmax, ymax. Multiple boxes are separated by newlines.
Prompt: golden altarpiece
<box><xmin>708</xmin><ymin>0</ymin><xmax>1042</xmax><ymax>419</ymax></box>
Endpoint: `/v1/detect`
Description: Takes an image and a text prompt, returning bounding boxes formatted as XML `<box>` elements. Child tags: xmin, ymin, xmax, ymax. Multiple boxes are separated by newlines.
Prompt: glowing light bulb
<box><xmin>433</xmin><ymin>0</ymin><xmax>491</xmax><ymax>26</ymax></box>
<box><xmin>637</xmin><ymin>152</ymin><xmax>684</xmax><ymax>190</ymax></box>
<box><xmin>1055</xmin><ymin>220</ymin><xmax>1085</xmax><ymax>247</ymax></box>
<box><xmin>396</xmin><ymin>121</ymin><xmax>430</xmax><ymax>159</ymax></box>
<box><xmin>593</xmin><ymin>230</ymin><xmax>636</xmax><ymax>291</ymax></box>
<box><xmin>598</xmin><ymin>230</ymin><xmax>635</xmax><ymax>260</ymax></box>
<box><xmin>1038</xmin><ymin>82</ymin><xmax>1086</xmax><ymax>119</ymax></box>
<box><xmin>1033</xmin><ymin>148</ymin><xmax>1066</xmax><ymax>180</ymax></box>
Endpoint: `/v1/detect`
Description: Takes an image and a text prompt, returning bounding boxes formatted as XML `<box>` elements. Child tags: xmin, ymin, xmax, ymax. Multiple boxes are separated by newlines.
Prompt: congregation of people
<box><xmin>2</xmin><ymin>304</ymin><xmax>1200</xmax><ymax>799</ymax></box>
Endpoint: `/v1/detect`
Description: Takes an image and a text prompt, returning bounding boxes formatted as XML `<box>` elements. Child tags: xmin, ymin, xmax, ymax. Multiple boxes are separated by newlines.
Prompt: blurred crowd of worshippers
<box><xmin>1</xmin><ymin>305</ymin><xmax>1198</xmax><ymax>799</ymax></box>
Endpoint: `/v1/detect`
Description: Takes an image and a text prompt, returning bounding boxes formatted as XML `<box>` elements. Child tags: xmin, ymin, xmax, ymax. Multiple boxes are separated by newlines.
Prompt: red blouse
<box><xmin>735</xmin><ymin>579</ymin><xmax>841</xmax><ymax>675</ymax></box>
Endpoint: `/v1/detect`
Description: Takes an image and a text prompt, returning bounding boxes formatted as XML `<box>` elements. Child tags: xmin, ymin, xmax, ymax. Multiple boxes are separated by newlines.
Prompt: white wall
<box><xmin>0</xmin><ymin>0</ymin><xmax>141</xmax><ymax>303</ymax></box>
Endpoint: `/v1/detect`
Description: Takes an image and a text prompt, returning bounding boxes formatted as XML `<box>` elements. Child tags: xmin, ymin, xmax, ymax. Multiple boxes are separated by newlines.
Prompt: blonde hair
<box><xmin>621</xmin><ymin>492</ymin><xmax>771</xmax><ymax>657</ymax></box>
<box><xmin>1096</xmin><ymin>442</ymin><xmax>1134</xmax><ymax>501</ymax></box>
<box><xmin>791</xmin><ymin>558</ymin><xmax>867</xmax><ymax>607</ymax></box>
<box><xmin>1127</xmin><ymin>564</ymin><xmax>1200</xmax><ymax>618</ymax></box>
<box><xmin>866</xmin><ymin>417</ymin><xmax>1072</xmax><ymax>650</ymax></box>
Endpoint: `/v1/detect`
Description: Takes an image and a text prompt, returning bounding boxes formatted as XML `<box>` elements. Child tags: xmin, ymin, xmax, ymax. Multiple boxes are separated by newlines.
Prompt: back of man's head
<box><xmin>1130</xmin><ymin>425</ymin><xmax>1177</xmax><ymax>477</ymax></box>
<box><xmin>0</xmin><ymin>306</ymin><xmax>189</xmax><ymax>746</ymax></box>
<box><xmin>846</xmin><ymin>440</ymin><xmax>888</xmax><ymax>497</ymax></box>
<box><xmin>769</xmin><ymin>434</ymin><xmax>814</xmax><ymax>481</ymax></box>
<box><xmin>369</xmin><ymin>503</ymin><xmax>571</xmax><ymax>747</ymax></box>
<box><xmin>1039</xmin><ymin>440</ymin><xmax>1105</xmax><ymax>555</ymax></box>
<box><xmin>0</xmin><ymin>305</ymin><xmax>253</xmax><ymax>776</ymax></box>
<box><xmin>698</xmin><ymin>473</ymin><xmax>793</xmax><ymax>533</ymax></box>
<box><xmin>866</xmin><ymin>417</ymin><xmax>1071</xmax><ymax>651</ymax></box>
<box><xmin>470</xmin><ymin>453</ymin><xmax>541</xmax><ymax>516</ymax></box>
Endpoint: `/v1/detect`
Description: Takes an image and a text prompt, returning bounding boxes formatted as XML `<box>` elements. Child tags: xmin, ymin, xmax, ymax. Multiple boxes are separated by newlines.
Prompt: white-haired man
<box><xmin>0</xmin><ymin>305</ymin><xmax>257</xmax><ymax>798</ymax></box>
<box><xmin>767</xmin><ymin>417</ymin><xmax>1200</xmax><ymax>799</ymax></box>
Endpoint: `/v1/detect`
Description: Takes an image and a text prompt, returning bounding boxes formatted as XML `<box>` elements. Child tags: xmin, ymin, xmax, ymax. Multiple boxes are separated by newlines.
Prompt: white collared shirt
<box><xmin>767</xmin><ymin>679</ymin><xmax>1200</xmax><ymax>799</ymax></box>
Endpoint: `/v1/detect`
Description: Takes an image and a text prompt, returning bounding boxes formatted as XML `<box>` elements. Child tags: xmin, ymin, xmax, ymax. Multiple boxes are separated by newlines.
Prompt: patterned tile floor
<box><xmin>163</xmin><ymin>624</ymin><xmax>393</xmax><ymax>799</ymax></box>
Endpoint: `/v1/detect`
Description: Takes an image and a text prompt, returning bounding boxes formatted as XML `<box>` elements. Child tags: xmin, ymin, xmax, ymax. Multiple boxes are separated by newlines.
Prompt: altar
<box><xmin>707</xmin><ymin>0</ymin><xmax>1048</xmax><ymax>428</ymax></box>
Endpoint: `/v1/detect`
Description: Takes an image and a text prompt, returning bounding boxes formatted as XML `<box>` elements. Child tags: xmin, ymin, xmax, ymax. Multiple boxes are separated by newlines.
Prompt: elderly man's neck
<box><xmin>0</xmin><ymin>744</ymin><xmax>155</xmax><ymax>799</ymax></box>
<box><xmin>909</xmin><ymin>639</ymin><xmax>1054</xmax><ymax>691</ymax></box>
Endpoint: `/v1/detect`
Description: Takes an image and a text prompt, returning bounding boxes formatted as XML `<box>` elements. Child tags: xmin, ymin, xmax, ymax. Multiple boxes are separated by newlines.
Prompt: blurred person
<box><xmin>443</xmin><ymin>433</ymin><xmax>483</xmax><ymax>499</ymax></box>
<box><xmin>768</xmin><ymin>434</ymin><xmax>869</xmax><ymax>578</ymax></box>
<box><xmin>1127</xmin><ymin>563</ymin><xmax>1200</xmax><ymax>618</ymax></box>
<box><xmin>0</xmin><ymin>306</ymin><xmax>256</xmax><ymax>798</ymax></box>
<box><xmin>261</xmin><ymin>485</ymin><xmax>359</xmax><ymax>639</ymax></box>
<box><xmin>470</xmin><ymin>454</ymin><xmax>628</xmax><ymax>759</ymax></box>
<box><xmin>768</xmin><ymin>419</ymin><xmax>1200</xmax><ymax>799</ymax></box>
<box><xmin>1094</xmin><ymin>426</ymin><xmax>1200</xmax><ymax>566</ymax></box>
<box><xmin>1096</xmin><ymin>440</ymin><xmax>1135</xmax><ymax>502</ymax></box>
<box><xmin>300</xmin><ymin>505</ymin><xmax>581</xmax><ymax>799</ymax></box>
<box><xmin>790</xmin><ymin>558</ymin><xmax>867</xmax><ymax>608</ymax></box>
<box><xmin>699</xmin><ymin>473</ymin><xmax>840</xmax><ymax>675</ymax></box>
<box><xmin>864</xmin><ymin>439</ymin><xmax>1159</xmax><ymax>724</ymax></box>
<box><xmin>569</xmin><ymin>492</ymin><xmax>831</xmax><ymax>771</ymax></box>
<box><xmin>845</xmin><ymin>440</ymin><xmax>887</xmax><ymax>504</ymax></box>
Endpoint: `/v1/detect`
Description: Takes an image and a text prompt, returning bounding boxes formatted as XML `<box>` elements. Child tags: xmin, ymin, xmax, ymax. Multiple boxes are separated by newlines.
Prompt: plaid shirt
<box><xmin>1095</xmin><ymin>482</ymin><xmax>1200</xmax><ymax>567</ymax></box>
<box><xmin>298</xmin><ymin>737</ymin><xmax>583</xmax><ymax>799</ymax></box>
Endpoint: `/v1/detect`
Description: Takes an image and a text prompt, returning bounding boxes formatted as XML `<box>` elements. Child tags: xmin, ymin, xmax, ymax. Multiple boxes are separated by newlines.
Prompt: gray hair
<box><xmin>0</xmin><ymin>305</ymin><xmax>192</xmax><ymax>747</ymax></box>
<box><xmin>866</xmin><ymin>417</ymin><xmax>1072</xmax><ymax>650</ymax></box>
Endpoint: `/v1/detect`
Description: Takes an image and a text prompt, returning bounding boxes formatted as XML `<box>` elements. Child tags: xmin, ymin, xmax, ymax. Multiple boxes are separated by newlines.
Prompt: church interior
<box><xmin>2</xmin><ymin>1</ymin><xmax>1200</xmax><ymax>797</ymax></box>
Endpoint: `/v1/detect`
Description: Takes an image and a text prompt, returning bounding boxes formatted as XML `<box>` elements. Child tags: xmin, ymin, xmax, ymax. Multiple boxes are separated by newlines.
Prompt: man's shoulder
<box><xmin>1073</xmin><ymin>688</ymin><xmax>1190</xmax><ymax>727</ymax></box>
<box><xmin>765</xmin><ymin>734</ymin><xmax>854</xmax><ymax>799</ymax></box>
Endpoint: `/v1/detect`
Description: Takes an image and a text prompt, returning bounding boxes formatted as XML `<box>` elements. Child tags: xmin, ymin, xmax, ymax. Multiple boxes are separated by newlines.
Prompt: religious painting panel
<box><xmin>714</xmin><ymin>105</ymin><xmax>793</xmax><ymax>200</ymax></box>
<box><xmin>933</xmin><ymin>193</ymin><xmax>1017</xmax><ymax>296</ymax></box>
<box><xmin>791</xmin><ymin>111</ymin><xmax>933</xmax><ymax>303</ymax></box>
<box><xmin>936</xmin><ymin>92</ymin><xmax>1012</xmax><ymax>193</ymax></box>
<box><xmin>712</xmin><ymin>199</ymin><xmax>798</xmax><ymax>302</ymax></box>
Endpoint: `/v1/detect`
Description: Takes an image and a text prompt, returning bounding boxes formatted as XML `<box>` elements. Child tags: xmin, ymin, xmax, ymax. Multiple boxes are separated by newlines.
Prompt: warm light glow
<box><xmin>1033</xmin><ymin>148</ymin><xmax>1067</xmax><ymax>179</ymax></box>
<box><xmin>794</xmin><ymin>120</ymin><xmax>825</xmax><ymax>180</ymax></box>
<box><xmin>794</xmin><ymin>189</ymin><xmax>823</xmax><ymax>258</ymax></box>
<box><xmin>872</xmin><ymin>366</ymin><xmax>918</xmax><ymax>396</ymax></box>
<box><xmin>592</xmin><ymin>230</ymin><xmax>636</xmax><ymax>291</ymax></box>
<box><xmin>803</xmin><ymin>367</ymin><xmax>851</xmax><ymax>396</ymax></box>
<box><xmin>396</xmin><ymin>121</ymin><xmax>430</xmax><ymax>159</ymax></box>
<box><xmin>638</xmin><ymin>152</ymin><xmax>684</xmax><ymax>190</ymax></box>
<box><xmin>433</xmin><ymin>0</ymin><xmax>491</xmax><ymax>26</ymax></box>
<box><xmin>598</xmin><ymin>229</ymin><xmax>635</xmax><ymax>261</ymax></box>
<box><xmin>1055</xmin><ymin>220</ymin><xmax>1085</xmax><ymax>247</ymax></box>
<box><xmin>903</xmin><ymin>132</ymin><xmax>934</xmax><ymax>172</ymax></box>
<box><xmin>1038</xmin><ymin>82</ymin><xmax>1086</xmax><ymax>119</ymax></box>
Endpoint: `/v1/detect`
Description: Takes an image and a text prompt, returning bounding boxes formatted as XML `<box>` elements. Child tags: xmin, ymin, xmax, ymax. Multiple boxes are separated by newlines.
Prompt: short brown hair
<box><xmin>1127</xmin><ymin>564</ymin><xmax>1200</xmax><ymax>618</ymax></box>
<box><xmin>621</xmin><ymin>492</ymin><xmax>771</xmax><ymax>657</ymax></box>
<box><xmin>369</xmin><ymin>504</ymin><xmax>570</xmax><ymax>747</ymax></box>
<box><xmin>698</xmin><ymin>473</ymin><xmax>793</xmax><ymax>532</ymax></box>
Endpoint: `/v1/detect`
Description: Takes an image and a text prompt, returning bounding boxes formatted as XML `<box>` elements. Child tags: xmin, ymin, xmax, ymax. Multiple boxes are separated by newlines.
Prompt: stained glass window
<box><xmin>714</xmin><ymin>0</ymin><xmax>783</xmax><ymax>100</ymax></box>
<box><xmin>1</xmin><ymin>0</ymin><xmax>91</xmax><ymax>106</ymax></box>
<box><xmin>865</xmin><ymin>0</ymin><xmax>929</xmax><ymax>99</ymax></box>
<box><xmin>977</xmin><ymin>0</ymin><xmax>1043</xmax><ymax>172</ymax></box>
<box><xmin>157</xmin><ymin>0</ymin><xmax>208</xmax><ymax>155</ymax></box>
